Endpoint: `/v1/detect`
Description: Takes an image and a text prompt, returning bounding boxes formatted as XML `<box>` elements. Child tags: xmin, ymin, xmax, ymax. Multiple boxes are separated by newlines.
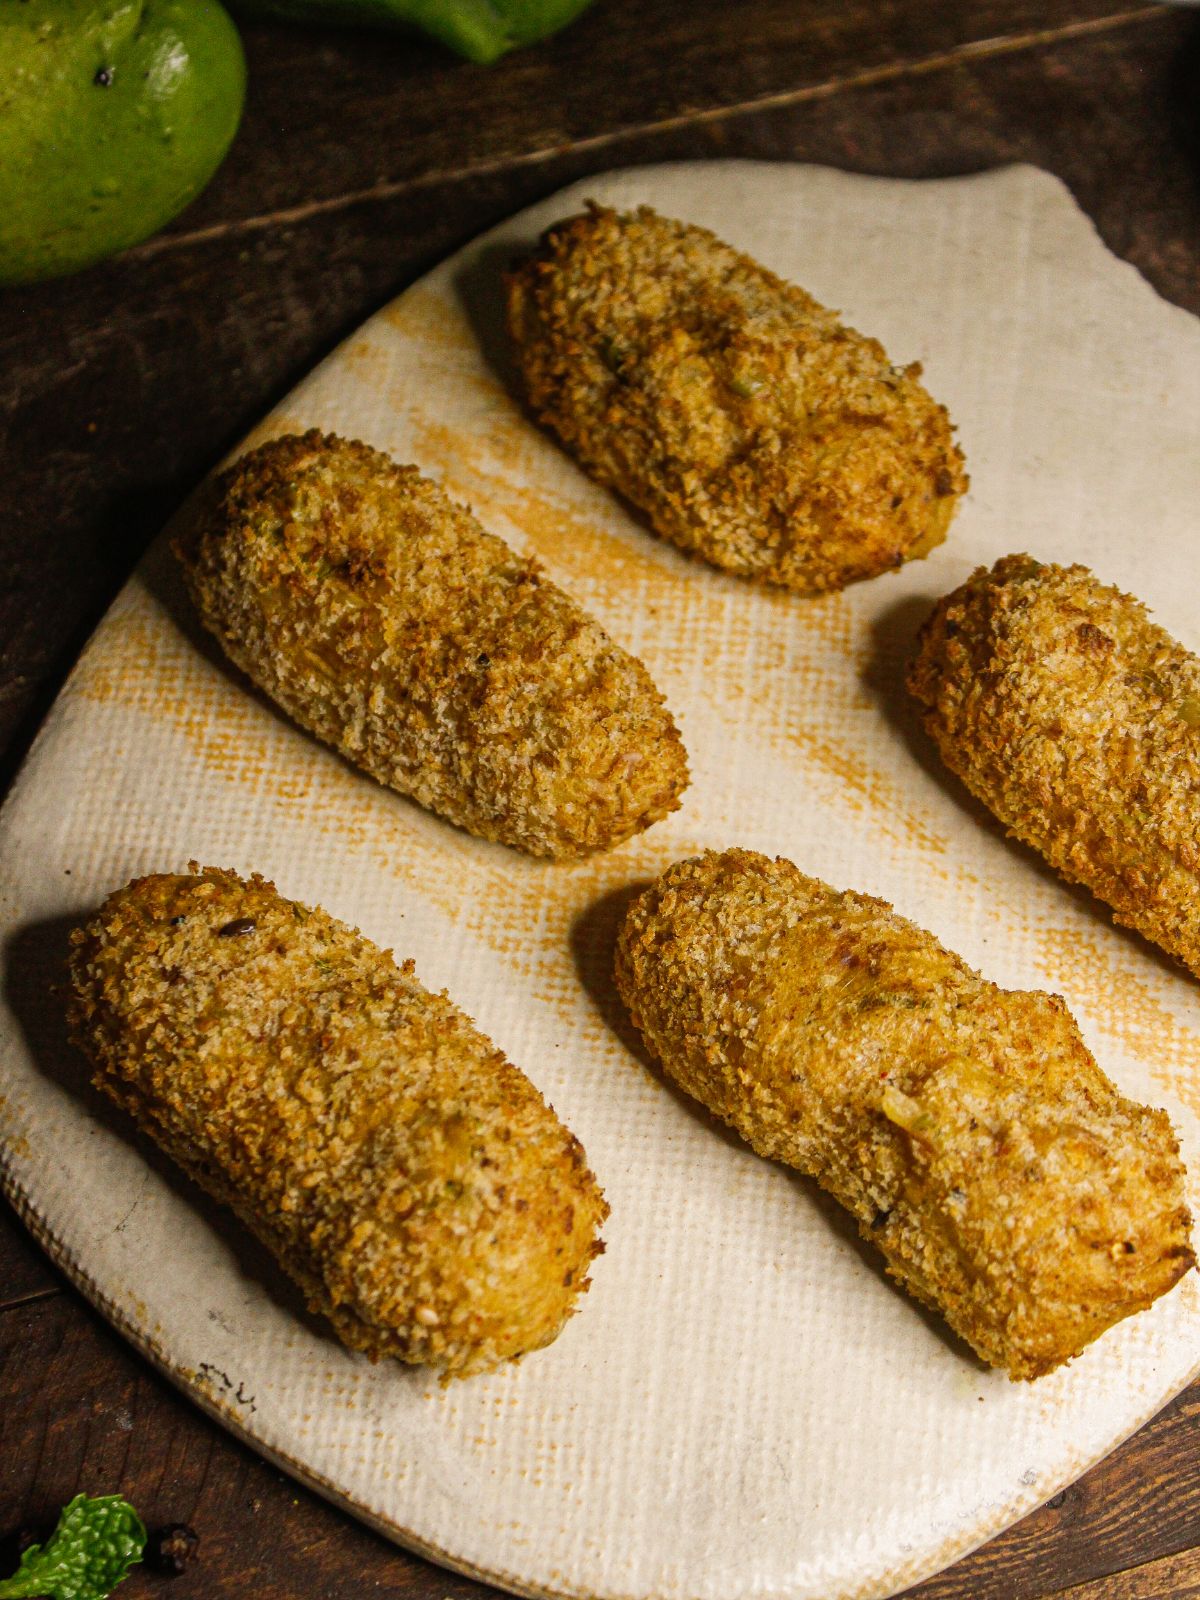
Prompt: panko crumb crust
<box><xmin>176</xmin><ymin>431</ymin><xmax>689</xmax><ymax>859</ymax></box>
<box><xmin>908</xmin><ymin>555</ymin><xmax>1200</xmax><ymax>978</ymax></box>
<box><xmin>68</xmin><ymin>867</ymin><xmax>608</xmax><ymax>1377</ymax></box>
<box><xmin>614</xmin><ymin>848</ymin><xmax>1193</xmax><ymax>1380</ymax></box>
<box><xmin>506</xmin><ymin>204</ymin><xmax>968</xmax><ymax>594</ymax></box>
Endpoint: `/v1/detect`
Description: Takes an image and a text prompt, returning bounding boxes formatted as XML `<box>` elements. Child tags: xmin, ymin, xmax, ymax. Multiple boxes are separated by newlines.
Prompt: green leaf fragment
<box><xmin>404</xmin><ymin>0</ymin><xmax>596</xmax><ymax>60</ymax></box>
<box><xmin>234</xmin><ymin>0</ymin><xmax>597</xmax><ymax>63</ymax></box>
<box><xmin>0</xmin><ymin>1495</ymin><xmax>146</xmax><ymax>1600</ymax></box>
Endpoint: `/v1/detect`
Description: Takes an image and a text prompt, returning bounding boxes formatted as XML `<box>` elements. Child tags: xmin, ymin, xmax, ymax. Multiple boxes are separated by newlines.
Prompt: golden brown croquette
<box><xmin>176</xmin><ymin>431</ymin><xmax>688</xmax><ymax>858</ymax></box>
<box><xmin>69</xmin><ymin>867</ymin><xmax>608</xmax><ymax>1376</ymax></box>
<box><xmin>614</xmin><ymin>848</ymin><xmax>1192</xmax><ymax>1379</ymax></box>
<box><xmin>506</xmin><ymin>205</ymin><xmax>967</xmax><ymax>593</ymax></box>
<box><xmin>908</xmin><ymin>555</ymin><xmax>1200</xmax><ymax>978</ymax></box>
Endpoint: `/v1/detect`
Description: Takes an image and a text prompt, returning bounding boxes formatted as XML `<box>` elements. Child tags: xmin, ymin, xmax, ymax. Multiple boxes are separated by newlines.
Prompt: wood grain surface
<box><xmin>4</xmin><ymin>2</ymin><xmax>1200</xmax><ymax>1596</ymax></box>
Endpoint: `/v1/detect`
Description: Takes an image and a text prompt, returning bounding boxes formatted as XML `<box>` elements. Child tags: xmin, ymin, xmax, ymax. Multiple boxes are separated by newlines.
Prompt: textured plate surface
<box><xmin>4</xmin><ymin>162</ymin><xmax>1200</xmax><ymax>1600</ymax></box>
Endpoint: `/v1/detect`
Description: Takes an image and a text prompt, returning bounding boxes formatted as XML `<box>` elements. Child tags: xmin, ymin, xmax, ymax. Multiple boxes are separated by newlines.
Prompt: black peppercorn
<box><xmin>146</xmin><ymin>1523</ymin><xmax>199</xmax><ymax>1575</ymax></box>
<box><xmin>217</xmin><ymin>918</ymin><xmax>256</xmax><ymax>938</ymax></box>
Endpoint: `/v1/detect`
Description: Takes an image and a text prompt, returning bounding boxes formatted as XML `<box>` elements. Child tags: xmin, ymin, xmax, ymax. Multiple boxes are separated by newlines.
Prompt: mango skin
<box><xmin>0</xmin><ymin>0</ymin><xmax>246</xmax><ymax>284</ymax></box>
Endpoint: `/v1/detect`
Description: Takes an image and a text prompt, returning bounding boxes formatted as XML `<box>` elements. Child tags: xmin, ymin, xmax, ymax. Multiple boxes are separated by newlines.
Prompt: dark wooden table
<box><xmin>4</xmin><ymin>2</ymin><xmax>1200</xmax><ymax>1595</ymax></box>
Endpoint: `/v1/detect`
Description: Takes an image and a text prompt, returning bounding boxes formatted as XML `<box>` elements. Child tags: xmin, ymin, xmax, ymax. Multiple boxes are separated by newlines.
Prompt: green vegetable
<box><xmin>0</xmin><ymin>1494</ymin><xmax>146</xmax><ymax>1600</ymax></box>
<box><xmin>729</xmin><ymin>371</ymin><xmax>765</xmax><ymax>399</ymax></box>
<box><xmin>0</xmin><ymin>0</ymin><xmax>246</xmax><ymax>285</ymax></box>
<box><xmin>234</xmin><ymin>0</ymin><xmax>596</xmax><ymax>63</ymax></box>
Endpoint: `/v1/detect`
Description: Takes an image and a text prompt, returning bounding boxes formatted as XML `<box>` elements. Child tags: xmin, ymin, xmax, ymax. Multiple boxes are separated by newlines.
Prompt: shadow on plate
<box><xmin>451</xmin><ymin>238</ymin><xmax>528</xmax><ymax>408</ymax></box>
<box><xmin>568</xmin><ymin>878</ymin><xmax>990</xmax><ymax>1374</ymax></box>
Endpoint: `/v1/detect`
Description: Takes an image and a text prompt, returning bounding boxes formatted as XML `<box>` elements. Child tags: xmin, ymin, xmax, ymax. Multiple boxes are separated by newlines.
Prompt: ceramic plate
<box><xmin>4</xmin><ymin>162</ymin><xmax>1200</xmax><ymax>1600</ymax></box>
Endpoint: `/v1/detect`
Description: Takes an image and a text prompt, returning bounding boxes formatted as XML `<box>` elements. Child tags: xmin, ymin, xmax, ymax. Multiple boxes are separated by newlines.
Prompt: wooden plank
<box><xmin>1041</xmin><ymin>1542</ymin><xmax>1200</xmax><ymax>1599</ymax></box>
<box><xmin>148</xmin><ymin>0</ymin><xmax>1170</xmax><ymax>243</ymax></box>
<box><xmin>0</xmin><ymin>1203</ymin><xmax>61</xmax><ymax>1309</ymax></box>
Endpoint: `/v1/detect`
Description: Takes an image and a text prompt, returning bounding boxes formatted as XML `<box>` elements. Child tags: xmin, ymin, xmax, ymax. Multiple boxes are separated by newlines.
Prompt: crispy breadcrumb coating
<box><xmin>506</xmin><ymin>204</ymin><xmax>967</xmax><ymax>593</ymax></box>
<box><xmin>908</xmin><ymin>555</ymin><xmax>1200</xmax><ymax>978</ymax></box>
<box><xmin>69</xmin><ymin>867</ymin><xmax>608</xmax><ymax>1376</ymax></box>
<box><xmin>614</xmin><ymin>848</ymin><xmax>1192</xmax><ymax>1379</ymax></box>
<box><xmin>176</xmin><ymin>431</ymin><xmax>688</xmax><ymax>858</ymax></box>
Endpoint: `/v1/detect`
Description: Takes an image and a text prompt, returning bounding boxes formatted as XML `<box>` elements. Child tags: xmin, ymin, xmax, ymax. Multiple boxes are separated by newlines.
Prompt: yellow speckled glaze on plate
<box><xmin>3</xmin><ymin>163</ymin><xmax>1200</xmax><ymax>1600</ymax></box>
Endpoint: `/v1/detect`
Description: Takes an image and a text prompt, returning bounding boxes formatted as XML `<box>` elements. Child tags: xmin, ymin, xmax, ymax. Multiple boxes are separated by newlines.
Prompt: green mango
<box><xmin>0</xmin><ymin>0</ymin><xmax>246</xmax><ymax>284</ymax></box>
<box><xmin>234</xmin><ymin>0</ymin><xmax>596</xmax><ymax>64</ymax></box>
